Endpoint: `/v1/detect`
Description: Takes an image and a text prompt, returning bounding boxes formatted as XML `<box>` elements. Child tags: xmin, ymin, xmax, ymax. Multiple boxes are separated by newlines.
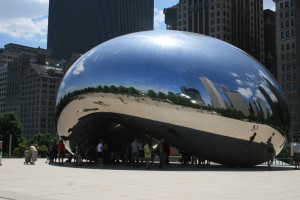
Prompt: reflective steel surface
<box><xmin>56</xmin><ymin>30</ymin><xmax>289</xmax><ymax>166</ymax></box>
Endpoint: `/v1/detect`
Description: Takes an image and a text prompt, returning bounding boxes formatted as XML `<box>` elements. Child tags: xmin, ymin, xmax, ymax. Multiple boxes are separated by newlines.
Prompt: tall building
<box><xmin>264</xmin><ymin>9</ymin><xmax>277</xmax><ymax>78</ymax></box>
<box><xmin>5</xmin><ymin>55</ymin><xmax>63</xmax><ymax>138</ymax></box>
<box><xmin>164</xmin><ymin>0</ymin><xmax>264</xmax><ymax>64</ymax></box>
<box><xmin>48</xmin><ymin>0</ymin><xmax>154</xmax><ymax>60</ymax></box>
<box><xmin>273</xmin><ymin>0</ymin><xmax>300</xmax><ymax>137</ymax></box>
<box><xmin>0</xmin><ymin>43</ymin><xmax>47</xmax><ymax>66</ymax></box>
<box><xmin>0</xmin><ymin>65</ymin><xmax>7</xmax><ymax>113</ymax></box>
<box><xmin>0</xmin><ymin>43</ymin><xmax>63</xmax><ymax>138</ymax></box>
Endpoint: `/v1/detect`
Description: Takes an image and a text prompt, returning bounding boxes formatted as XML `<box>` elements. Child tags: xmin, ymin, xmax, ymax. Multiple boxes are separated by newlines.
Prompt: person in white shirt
<box><xmin>29</xmin><ymin>145</ymin><xmax>38</xmax><ymax>164</ymax></box>
<box><xmin>293</xmin><ymin>139</ymin><xmax>300</xmax><ymax>170</ymax></box>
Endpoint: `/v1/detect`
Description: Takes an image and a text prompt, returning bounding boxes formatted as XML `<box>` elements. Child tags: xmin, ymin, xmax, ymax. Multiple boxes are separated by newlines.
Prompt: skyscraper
<box><xmin>273</xmin><ymin>0</ymin><xmax>299</xmax><ymax>136</ymax></box>
<box><xmin>164</xmin><ymin>0</ymin><xmax>264</xmax><ymax>64</ymax></box>
<box><xmin>264</xmin><ymin>9</ymin><xmax>277</xmax><ymax>78</ymax></box>
<box><xmin>48</xmin><ymin>0</ymin><xmax>154</xmax><ymax>60</ymax></box>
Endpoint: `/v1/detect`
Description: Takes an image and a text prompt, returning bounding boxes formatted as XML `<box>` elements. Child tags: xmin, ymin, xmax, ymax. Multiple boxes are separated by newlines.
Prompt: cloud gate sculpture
<box><xmin>56</xmin><ymin>30</ymin><xmax>289</xmax><ymax>166</ymax></box>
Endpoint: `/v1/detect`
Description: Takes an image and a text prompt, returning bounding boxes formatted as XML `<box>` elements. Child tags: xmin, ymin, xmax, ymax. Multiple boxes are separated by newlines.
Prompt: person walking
<box><xmin>0</xmin><ymin>140</ymin><xmax>3</xmax><ymax>166</ymax></box>
<box><xmin>96</xmin><ymin>140</ymin><xmax>103</xmax><ymax>166</ymax></box>
<box><xmin>293</xmin><ymin>139</ymin><xmax>300</xmax><ymax>170</ymax></box>
<box><xmin>265</xmin><ymin>138</ymin><xmax>276</xmax><ymax>170</ymax></box>
<box><xmin>144</xmin><ymin>141</ymin><xmax>152</xmax><ymax>169</ymax></box>
<box><xmin>57</xmin><ymin>140</ymin><xmax>65</xmax><ymax>165</ymax></box>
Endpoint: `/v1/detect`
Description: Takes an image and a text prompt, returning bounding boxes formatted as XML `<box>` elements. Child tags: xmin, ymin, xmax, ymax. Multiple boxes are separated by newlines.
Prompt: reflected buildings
<box><xmin>200</xmin><ymin>77</ymin><xmax>225</xmax><ymax>109</ymax></box>
<box><xmin>56</xmin><ymin>31</ymin><xmax>289</xmax><ymax>166</ymax></box>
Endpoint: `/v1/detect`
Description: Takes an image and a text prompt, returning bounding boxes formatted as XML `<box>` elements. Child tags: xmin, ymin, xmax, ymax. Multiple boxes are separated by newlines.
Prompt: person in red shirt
<box><xmin>57</xmin><ymin>140</ymin><xmax>65</xmax><ymax>165</ymax></box>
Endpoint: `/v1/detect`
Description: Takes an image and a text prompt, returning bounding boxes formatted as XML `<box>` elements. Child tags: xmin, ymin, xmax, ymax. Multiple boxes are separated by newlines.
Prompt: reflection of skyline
<box><xmin>180</xmin><ymin>86</ymin><xmax>205</xmax><ymax>106</ymax></box>
<box><xmin>222</xmin><ymin>86</ymin><xmax>250</xmax><ymax>116</ymax></box>
<box><xmin>199</xmin><ymin>77</ymin><xmax>225</xmax><ymax>109</ymax></box>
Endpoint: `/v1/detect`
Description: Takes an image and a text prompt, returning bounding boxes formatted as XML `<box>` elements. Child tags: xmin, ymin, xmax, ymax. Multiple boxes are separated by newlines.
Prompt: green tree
<box><xmin>158</xmin><ymin>92</ymin><xmax>167</xmax><ymax>100</ymax></box>
<box><xmin>0</xmin><ymin>113</ymin><xmax>23</xmax><ymax>154</ymax></box>
<box><xmin>12</xmin><ymin>133</ymin><xmax>58</xmax><ymax>158</ymax></box>
<box><xmin>148</xmin><ymin>89</ymin><xmax>158</xmax><ymax>99</ymax></box>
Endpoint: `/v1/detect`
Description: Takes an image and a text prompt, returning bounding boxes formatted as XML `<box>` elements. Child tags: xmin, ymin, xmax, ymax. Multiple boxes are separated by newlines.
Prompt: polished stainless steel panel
<box><xmin>56</xmin><ymin>30</ymin><xmax>289</xmax><ymax>166</ymax></box>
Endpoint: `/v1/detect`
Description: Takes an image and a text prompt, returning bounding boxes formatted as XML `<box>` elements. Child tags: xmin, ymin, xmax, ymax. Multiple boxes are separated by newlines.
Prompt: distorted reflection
<box><xmin>56</xmin><ymin>30</ymin><xmax>289</xmax><ymax>166</ymax></box>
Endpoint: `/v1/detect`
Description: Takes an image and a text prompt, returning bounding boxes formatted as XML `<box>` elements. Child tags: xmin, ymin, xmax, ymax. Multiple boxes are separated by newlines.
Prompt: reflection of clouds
<box><xmin>65</xmin><ymin>86</ymin><xmax>76</xmax><ymax>93</ymax></box>
<box><xmin>245</xmin><ymin>73</ymin><xmax>255</xmax><ymax>80</ymax></box>
<box><xmin>245</xmin><ymin>81</ymin><xmax>254</xmax><ymax>87</ymax></box>
<box><xmin>258</xmin><ymin>70</ymin><xmax>273</xmax><ymax>85</ymax></box>
<box><xmin>60</xmin><ymin>81</ymin><xmax>65</xmax><ymax>89</ymax></box>
<box><xmin>254</xmin><ymin>89</ymin><xmax>266</xmax><ymax>101</ymax></box>
<box><xmin>236</xmin><ymin>79</ymin><xmax>243</xmax><ymax>85</ymax></box>
<box><xmin>237</xmin><ymin>87</ymin><xmax>253</xmax><ymax>98</ymax></box>
<box><xmin>73</xmin><ymin>59</ymin><xmax>85</xmax><ymax>75</ymax></box>
<box><xmin>230</xmin><ymin>72</ymin><xmax>239</xmax><ymax>77</ymax></box>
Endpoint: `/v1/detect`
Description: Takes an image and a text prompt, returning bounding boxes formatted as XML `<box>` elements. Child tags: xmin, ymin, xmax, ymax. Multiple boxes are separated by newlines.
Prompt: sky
<box><xmin>0</xmin><ymin>0</ymin><xmax>276</xmax><ymax>50</ymax></box>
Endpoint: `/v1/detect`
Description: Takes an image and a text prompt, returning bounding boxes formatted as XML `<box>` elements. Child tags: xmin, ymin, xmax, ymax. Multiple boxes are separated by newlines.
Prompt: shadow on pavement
<box><xmin>47</xmin><ymin>161</ymin><xmax>294</xmax><ymax>172</ymax></box>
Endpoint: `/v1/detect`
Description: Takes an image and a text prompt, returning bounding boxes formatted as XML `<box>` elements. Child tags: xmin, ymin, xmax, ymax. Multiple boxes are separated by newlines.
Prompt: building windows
<box><xmin>285</xmin><ymin>21</ymin><xmax>289</xmax><ymax>27</ymax></box>
<box><xmin>280</xmin><ymin>2</ymin><xmax>284</xmax><ymax>9</ymax></box>
<box><xmin>291</xmin><ymin>30</ymin><xmax>295</xmax><ymax>37</ymax></box>
<box><xmin>285</xmin><ymin>31</ymin><xmax>289</xmax><ymax>38</ymax></box>
<box><xmin>293</xmin><ymin>83</ymin><xmax>297</xmax><ymax>90</ymax></box>
<box><xmin>291</xmin><ymin>20</ymin><xmax>294</xmax><ymax>26</ymax></box>
<box><xmin>281</xmin><ymin>32</ymin><xmax>284</xmax><ymax>38</ymax></box>
<box><xmin>285</xmin><ymin>1</ymin><xmax>289</xmax><ymax>8</ymax></box>
<box><xmin>285</xmin><ymin>11</ymin><xmax>289</xmax><ymax>17</ymax></box>
<box><xmin>286</xmin><ymin>44</ymin><xmax>290</xmax><ymax>49</ymax></box>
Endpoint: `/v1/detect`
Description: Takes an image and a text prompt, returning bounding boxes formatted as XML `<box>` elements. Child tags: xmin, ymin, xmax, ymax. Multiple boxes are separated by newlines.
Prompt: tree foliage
<box><xmin>0</xmin><ymin>113</ymin><xmax>23</xmax><ymax>154</ymax></box>
<box><xmin>13</xmin><ymin>133</ymin><xmax>58</xmax><ymax>158</ymax></box>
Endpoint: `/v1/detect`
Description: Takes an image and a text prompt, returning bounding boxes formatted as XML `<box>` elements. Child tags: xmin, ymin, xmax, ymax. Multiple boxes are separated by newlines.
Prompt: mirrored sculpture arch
<box><xmin>56</xmin><ymin>30</ymin><xmax>289</xmax><ymax>166</ymax></box>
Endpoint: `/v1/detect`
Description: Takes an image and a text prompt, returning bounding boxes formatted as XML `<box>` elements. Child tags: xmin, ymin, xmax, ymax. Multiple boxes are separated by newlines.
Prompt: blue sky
<box><xmin>0</xmin><ymin>0</ymin><xmax>275</xmax><ymax>50</ymax></box>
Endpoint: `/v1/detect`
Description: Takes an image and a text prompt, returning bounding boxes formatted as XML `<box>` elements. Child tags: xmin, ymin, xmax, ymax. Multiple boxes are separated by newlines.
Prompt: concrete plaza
<box><xmin>0</xmin><ymin>159</ymin><xmax>299</xmax><ymax>200</ymax></box>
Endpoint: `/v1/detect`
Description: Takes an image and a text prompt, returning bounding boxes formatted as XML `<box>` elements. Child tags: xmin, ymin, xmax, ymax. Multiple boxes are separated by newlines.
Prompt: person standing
<box><xmin>29</xmin><ymin>145</ymin><xmax>38</xmax><ymax>164</ymax></box>
<box><xmin>293</xmin><ymin>139</ymin><xmax>300</xmax><ymax>170</ymax></box>
<box><xmin>159</xmin><ymin>138</ymin><xmax>168</xmax><ymax>169</ymax></box>
<box><xmin>265</xmin><ymin>138</ymin><xmax>276</xmax><ymax>170</ymax></box>
<box><xmin>138</xmin><ymin>142</ymin><xmax>144</xmax><ymax>165</ymax></box>
<box><xmin>144</xmin><ymin>141</ymin><xmax>152</xmax><ymax>169</ymax></box>
<box><xmin>57</xmin><ymin>140</ymin><xmax>65</xmax><ymax>165</ymax></box>
<box><xmin>96</xmin><ymin>140</ymin><xmax>103</xmax><ymax>166</ymax></box>
<box><xmin>0</xmin><ymin>140</ymin><xmax>3</xmax><ymax>166</ymax></box>
<box><xmin>131</xmin><ymin>138</ymin><xmax>139</xmax><ymax>168</ymax></box>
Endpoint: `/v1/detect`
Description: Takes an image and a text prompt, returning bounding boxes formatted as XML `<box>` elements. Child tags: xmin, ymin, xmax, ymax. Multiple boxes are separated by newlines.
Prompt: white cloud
<box><xmin>0</xmin><ymin>0</ymin><xmax>48</xmax><ymax>43</ymax></box>
<box><xmin>0</xmin><ymin>17</ymin><xmax>48</xmax><ymax>42</ymax></box>
<box><xmin>73</xmin><ymin>59</ymin><xmax>85</xmax><ymax>75</ymax></box>
<box><xmin>154</xmin><ymin>8</ymin><xmax>165</xmax><ymax>30</ymax></box>
<box><xmin>237</xmin><ymin>87</ymin><xmax>253</xmax><ymax>98</ymax></box>
<box><xmin>236</xmin><ymin>79</ymin><xmax>243</xmax><ymax>85</ymax></box>
<box><xmin>230</xmin><ymin>72</ymin><xmax>239</xmax><ymax>77</ymax></box>
<box><xmin>264</xmin><ymin>0</ymin><xmax>275</xmax><ymax>11</ymax></box>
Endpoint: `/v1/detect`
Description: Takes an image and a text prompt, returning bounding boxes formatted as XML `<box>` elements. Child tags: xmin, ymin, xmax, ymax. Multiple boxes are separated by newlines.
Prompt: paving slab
<box><xmin>0</xmin><ymin>159</ymin><xmax>299</xmax><ymax>200</ymax></box>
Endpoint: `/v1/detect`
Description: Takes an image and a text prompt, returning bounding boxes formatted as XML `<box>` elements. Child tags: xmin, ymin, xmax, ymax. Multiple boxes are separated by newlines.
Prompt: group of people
<box><xmin>46</xmin><ymin>140</ymin><xmax>66</xmax><ymax>165</ymax></box>
<box><xmin>92</xmin><ymin>138</ymin><xmax>170</xmax><ymax>169</ymax></box>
